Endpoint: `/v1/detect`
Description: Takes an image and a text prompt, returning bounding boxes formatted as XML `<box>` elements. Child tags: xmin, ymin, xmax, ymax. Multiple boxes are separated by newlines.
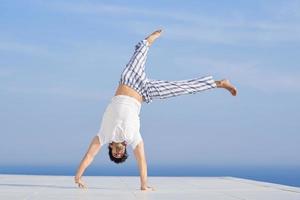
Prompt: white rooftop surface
<box><xmin>1</xmin><ymin>174</ymin><xmax>300</xmax><ymax>200</ymax></box>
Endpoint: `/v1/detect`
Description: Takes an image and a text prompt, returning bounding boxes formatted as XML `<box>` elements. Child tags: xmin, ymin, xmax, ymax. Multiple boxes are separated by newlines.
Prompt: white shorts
<box><xmin>96</xmin><ymin>95</ymin><xmax>142</xmax><ymax>149</ymax></box>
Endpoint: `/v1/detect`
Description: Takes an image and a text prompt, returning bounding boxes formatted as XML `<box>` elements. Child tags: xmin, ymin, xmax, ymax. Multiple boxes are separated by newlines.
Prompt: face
<box><xmin>110</xmin><ymin>142</ymin><xmax>126</xmax><ymax>158</ymax></box>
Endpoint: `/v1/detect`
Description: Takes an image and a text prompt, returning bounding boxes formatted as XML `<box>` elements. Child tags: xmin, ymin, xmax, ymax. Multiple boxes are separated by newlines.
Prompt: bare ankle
<box><xmin>215</xmin><ymin>80</ymin><xmax>222</xmax><ymax>88</ymax></box>
<box><xmin>145</xmin><ymin>38</ymin><xmax>153</xmax><ymax>46</ymax></box>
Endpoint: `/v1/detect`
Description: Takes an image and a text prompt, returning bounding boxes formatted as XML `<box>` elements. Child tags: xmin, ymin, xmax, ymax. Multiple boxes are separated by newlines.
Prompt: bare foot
<box><xmin>216</xmin><ymin>79</ymin><xmax>238</xmax><ymax>96</ymax></box>
<box><xmin>145</xmin><ymin>29</ymin><xmax>163</xmax><ymax>46</ymax></box>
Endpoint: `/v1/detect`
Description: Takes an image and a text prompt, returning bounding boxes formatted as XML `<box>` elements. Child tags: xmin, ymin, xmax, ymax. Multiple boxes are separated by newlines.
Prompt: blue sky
<box><xmin>1</xmin><ymin>0</ymin><xmax>300</xmax><ymax>173</ymax></box>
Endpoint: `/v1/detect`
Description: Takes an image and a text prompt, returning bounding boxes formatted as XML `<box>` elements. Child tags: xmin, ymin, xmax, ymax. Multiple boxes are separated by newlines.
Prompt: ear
<box><xmin>109</xmin><ymin>143</ymin><xmax>113</xmax><ymax>148</ymax></box>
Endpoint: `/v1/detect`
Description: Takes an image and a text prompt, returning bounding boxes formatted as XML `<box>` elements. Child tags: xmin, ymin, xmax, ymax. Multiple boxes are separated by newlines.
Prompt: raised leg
<box><xmin>143</xmin><ymin>76</ymin><xmax>238</xmax><ymax>102</ymax></box>
<box><xmin>145</xmin><ymin>75</ymin><xmax>217</xmax><ymax>101</ymax></box>
<box><xmin>119</xmin><ymin>30</ymin><xmax>162</xmax><ymax>93</ymax></box>
<box><xmin>119</xmin><ymin>39</ymin><xmax>150</xmax><ymax>90</ymax></box>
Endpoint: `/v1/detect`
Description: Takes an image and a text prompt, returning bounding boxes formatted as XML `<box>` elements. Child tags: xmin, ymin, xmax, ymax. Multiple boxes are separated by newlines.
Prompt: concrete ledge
<box><xmin>0</xmin><ymin>174</ymin><xmax>300</xmax><ymax>199</ymax></box>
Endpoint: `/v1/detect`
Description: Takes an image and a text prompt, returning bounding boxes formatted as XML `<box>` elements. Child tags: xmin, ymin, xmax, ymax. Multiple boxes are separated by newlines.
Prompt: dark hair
<box><xmin>108</xmin><ymin>145</ymin><xmax>128</xmax><ymax>164</ymax></box>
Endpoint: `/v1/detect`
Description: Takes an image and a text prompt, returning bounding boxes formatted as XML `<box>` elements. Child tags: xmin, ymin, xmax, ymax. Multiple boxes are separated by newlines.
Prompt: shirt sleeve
<box><xmin>130</xmin><ymin>131</ymin><xmax>143</xmax><ymax>150</ymax></box>
<box><xmin>97</xmin><ymin>133</ymin><xmax>107</xmax><ymax>147</ymax></box>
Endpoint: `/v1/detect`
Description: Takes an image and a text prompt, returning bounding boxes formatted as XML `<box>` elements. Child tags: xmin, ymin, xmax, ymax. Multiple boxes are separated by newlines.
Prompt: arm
<box><xmin>74</xmin><ymin>136</ymin><xmax>101</xmax><ymax>189</ymax></box>
<box><xmin>133</xmin><ymin>141</ymin><xmax>154</xmax><ymax>191</ymax></box>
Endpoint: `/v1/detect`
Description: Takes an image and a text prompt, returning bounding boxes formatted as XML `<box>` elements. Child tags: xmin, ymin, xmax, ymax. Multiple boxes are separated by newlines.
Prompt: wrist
<box><xmin>141</xmin><ymin>185</ymin><xmax>147</xmax><ymax>190</ymax></box>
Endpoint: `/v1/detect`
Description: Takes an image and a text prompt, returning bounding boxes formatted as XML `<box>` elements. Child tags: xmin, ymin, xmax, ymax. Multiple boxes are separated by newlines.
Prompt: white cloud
<box><xmin>0</xmin><ymin>41</ymin><xmax>50</xmax><ymax>56</ymax></box>
<box><xmin>0</xmin><ymin>68</ymin><xmax>16</xmax><ymax>77</ymax></box>
<box><xmin>41</xmin><ymin>1</ymin><xmax>300</xmax><ymax>45</ymax></box>
<box><xmin>1</xmin><ymin>85</ymin><xmax>112</xmax><ymax>101</ymax></box>
<box><xmin>265</xmin><ymin>0</ymin><xmax>300</xmax><ymax>21</ymax></box>
<box><xmin>173</xmin><ymin>57</ymin><xmax>300</xmax><ymax>93</ymax></box>
<box><xmin>3</xmin><ymin>1</ymin><xmax>299</xmax><ymax>94</ymax></box>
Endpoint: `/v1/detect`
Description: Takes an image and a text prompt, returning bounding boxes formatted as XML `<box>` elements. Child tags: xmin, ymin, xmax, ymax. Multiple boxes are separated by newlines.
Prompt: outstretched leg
<box><xmin>143</xmin><ymin>77</ymin><xmax>237</xmax><ymax>102</ymax></box>
<box><xmin>145</xmin><ymin>75</ymin><xmax>217</xmax><ymax>101</ymax></box>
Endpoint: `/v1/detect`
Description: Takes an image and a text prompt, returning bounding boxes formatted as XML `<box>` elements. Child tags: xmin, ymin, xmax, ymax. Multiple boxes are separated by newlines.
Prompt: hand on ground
<box><xmin>74</xmin><ymin>176</ymin><xmax>88</xmax><ymax>189</ymax></box>
<box><xmin>141</xmin><ymin>185</ymin><xmax>155</xmax><ymax>191</ymax></box>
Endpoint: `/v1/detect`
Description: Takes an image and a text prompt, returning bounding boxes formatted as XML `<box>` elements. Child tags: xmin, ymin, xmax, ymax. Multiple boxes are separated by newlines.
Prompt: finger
<box><xmin>80</xmin><ymin>182</ymin><xmax>87</xmax><ymax>189</ymax></box>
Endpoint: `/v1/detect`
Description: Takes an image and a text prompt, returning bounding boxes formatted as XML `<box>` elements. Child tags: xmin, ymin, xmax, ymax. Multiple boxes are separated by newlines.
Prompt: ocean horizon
<box><xmin>1</xmin><ymin>165</ymin><xmax>299</xmax><ymax>188</ymax></box>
